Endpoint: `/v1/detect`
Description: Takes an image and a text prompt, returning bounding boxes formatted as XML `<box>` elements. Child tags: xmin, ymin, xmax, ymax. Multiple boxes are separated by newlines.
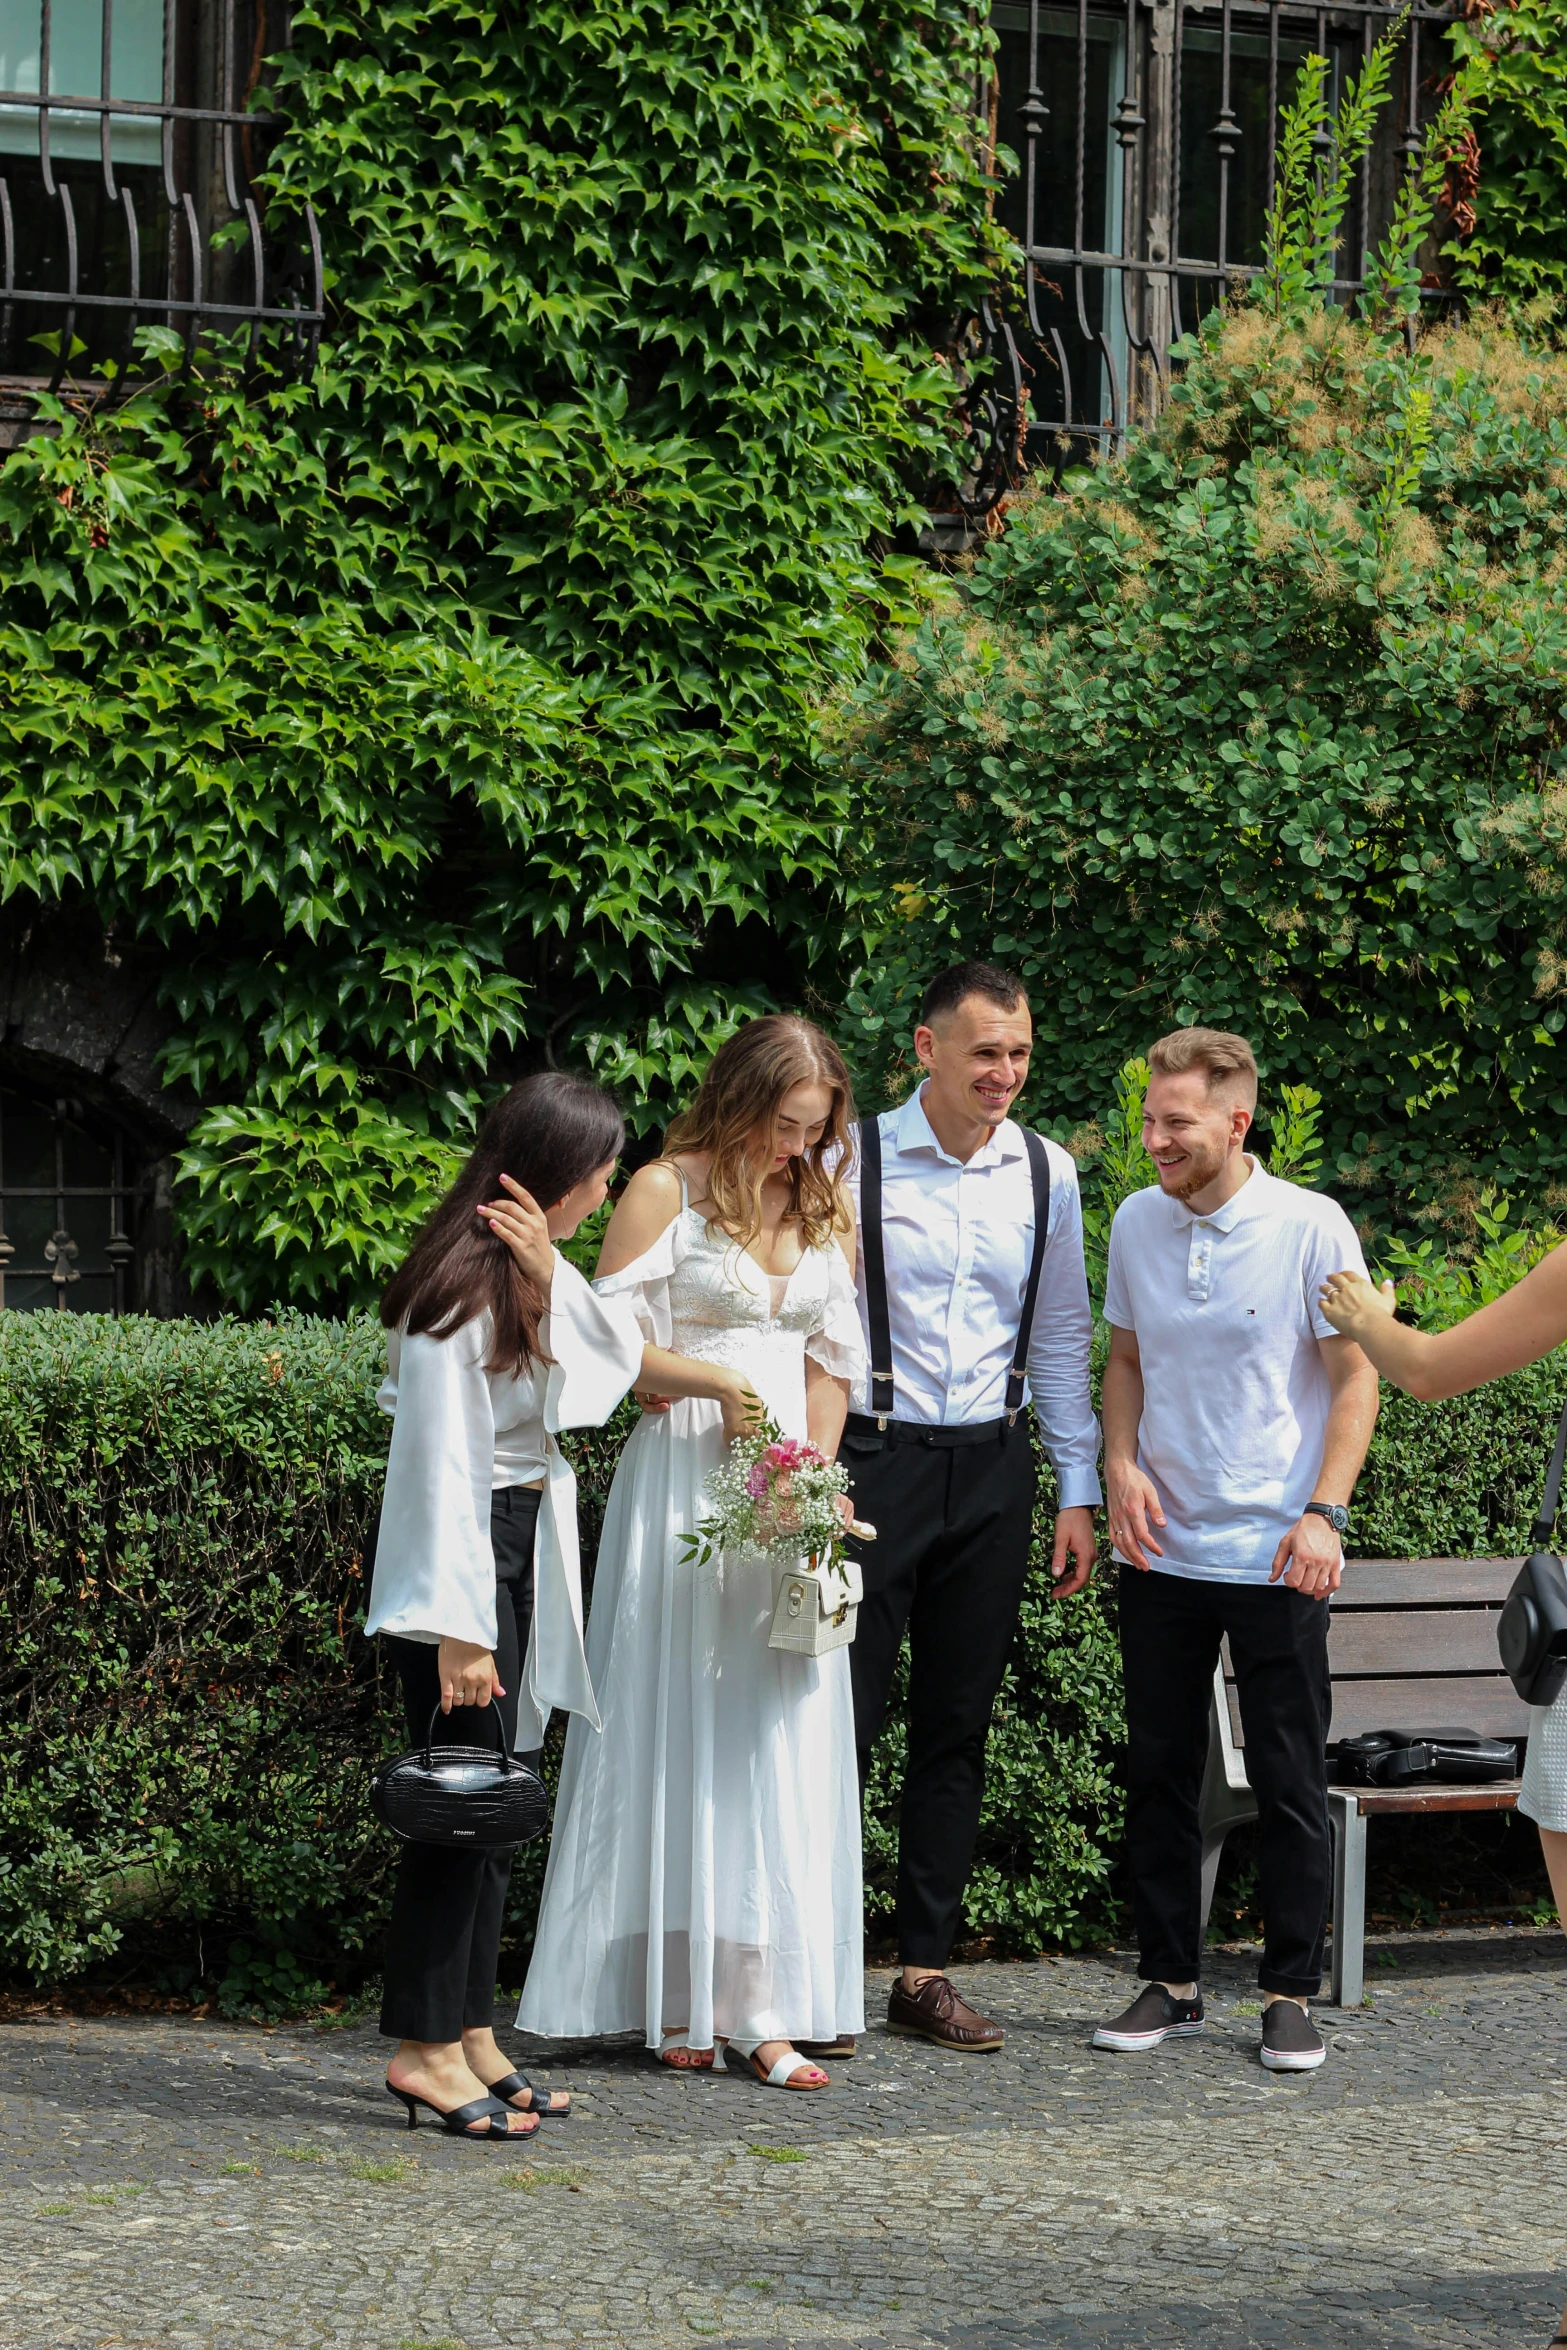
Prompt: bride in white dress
<box><xmin>518</xmin><ymin>1015</ymin><xmax>867</xmax><ymax>2089</ymax></box>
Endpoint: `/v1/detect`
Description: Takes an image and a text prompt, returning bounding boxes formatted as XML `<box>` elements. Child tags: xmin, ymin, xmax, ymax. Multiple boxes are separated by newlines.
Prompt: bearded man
<box><xmin>1094</xmin><ymin>1026</ymin><xmax>1379</xmax><ymax>2074</ymax></box>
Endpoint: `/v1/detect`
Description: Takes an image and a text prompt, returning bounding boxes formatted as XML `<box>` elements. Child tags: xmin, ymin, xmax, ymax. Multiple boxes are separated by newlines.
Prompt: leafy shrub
<box><xmin>837</xmin><ymin>295</ymin><xmax>1567</xmax><ymax>1240</ymax></box>
<box><xmin>0</xmin><ymin>0</ymin><xmax>1001</xmax><ymax>1311</ymax></box>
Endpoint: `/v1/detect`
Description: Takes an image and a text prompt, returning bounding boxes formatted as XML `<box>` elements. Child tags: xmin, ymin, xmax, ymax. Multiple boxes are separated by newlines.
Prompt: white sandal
<box><xmin>657</xmin><ymin>2029</ymin><xmax>715</xmax><ymax>2071</ymax></box>
<box><xmin>725</xmin><ymin>2036</ymin><xmax>828</xmax><ymax>2090</ymax></box>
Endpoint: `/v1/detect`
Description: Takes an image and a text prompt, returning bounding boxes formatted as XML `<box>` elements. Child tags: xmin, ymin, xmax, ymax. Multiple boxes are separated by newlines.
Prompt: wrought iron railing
<box><xmin>950</xmin><ymin>0</ymin><xmax>1459</xmax><ymax>520</ymax></box>
<box><xmin>0</xmin><ymin>1085</ymin><xmax>138</xmax><ymax>1313</ymax></box>
<box><xmin>0</xmin><ymin>0</ymin><xmax>323</xmax><ymax>392</ymax></box>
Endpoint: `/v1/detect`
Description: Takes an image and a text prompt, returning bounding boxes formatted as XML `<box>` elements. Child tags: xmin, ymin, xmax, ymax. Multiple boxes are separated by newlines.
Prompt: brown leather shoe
<box><xmin>886</xmin><ymin>1973</ymin><xmax>1004</xmax><ymax>2051</ymax></box>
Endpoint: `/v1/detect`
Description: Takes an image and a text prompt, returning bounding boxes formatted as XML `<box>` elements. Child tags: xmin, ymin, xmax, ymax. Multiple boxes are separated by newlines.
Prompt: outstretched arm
<box><xmin>1320</xmin><ymin>1239</ymin><xmax>1567</xmax><ymax>1400</ymax></box>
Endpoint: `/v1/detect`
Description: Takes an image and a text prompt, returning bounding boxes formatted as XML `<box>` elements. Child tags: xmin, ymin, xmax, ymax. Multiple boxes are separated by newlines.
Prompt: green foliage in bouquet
<box><xmin>836</xmin><ymin>48</ymin><xmax>1567</xmax><ymax>1239</ymax></box>
<box><xmin>0</xmin><ymin>0</ymin><xmax>1002</xmax><ymax>1310</ymax></box>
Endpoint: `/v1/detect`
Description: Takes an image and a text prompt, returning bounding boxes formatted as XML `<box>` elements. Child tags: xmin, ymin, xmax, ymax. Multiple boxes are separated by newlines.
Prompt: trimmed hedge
<box><xmin>2</xmin><ymin>1312</ymin><xmax>1561</xmax><ymax>1999</ymax></box>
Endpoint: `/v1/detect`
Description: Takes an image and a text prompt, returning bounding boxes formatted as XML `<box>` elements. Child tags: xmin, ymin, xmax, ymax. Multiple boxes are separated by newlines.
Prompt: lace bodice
<box><xmin>594</xmin><ymin>1205</ymin><xmax>866</xmax><ymax>1396</ymax></box>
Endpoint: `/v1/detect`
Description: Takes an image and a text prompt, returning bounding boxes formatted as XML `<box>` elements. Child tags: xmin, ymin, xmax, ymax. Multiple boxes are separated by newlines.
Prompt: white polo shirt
<box><xmin>1102</xmin><ymin>1160</ymin><xmax>1369</xmax><ymax>1584</ymax></box>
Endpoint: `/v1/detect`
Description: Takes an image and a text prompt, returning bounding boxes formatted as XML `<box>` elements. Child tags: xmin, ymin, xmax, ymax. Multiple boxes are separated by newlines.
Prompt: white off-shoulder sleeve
<box><xmin>365</xmin><ymin>1317</ymin><xmax>498</xmax><ymax>1652</ymax></box>
<box><xmin>523</xmin><ymin>1254</ymin><xmax>646</xmax><ymax>1748</ymax></box>
<box><xmin>590</xmin><ymin>1210</ymin><xmax>690</xmax><ymax>1347</ymax></box>
<box><xmin>805</xmin><ymin>1241</ymin><xmax>868</xmax><ymax>1385</ymax></box>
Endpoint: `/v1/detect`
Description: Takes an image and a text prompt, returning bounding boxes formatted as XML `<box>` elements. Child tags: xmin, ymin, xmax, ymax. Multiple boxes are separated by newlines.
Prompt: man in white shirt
<box><xmin>1094</xmin><ymin>1026</ymin><xmax>1379</xmax><ymax>2074</ymax></box>
<box><xmin>842</xmin><ymin>962</ymin><xmax>1101</xmax><ymax>2052</ymax></box>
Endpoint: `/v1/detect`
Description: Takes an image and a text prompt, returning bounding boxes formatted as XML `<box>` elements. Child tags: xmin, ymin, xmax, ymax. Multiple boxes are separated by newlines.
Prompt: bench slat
<box><xmin>1343</xmin><ymin>1780</ymin><xmax>1521</xmax><ymax>1816</ymax></box>
<box><xmin>1337</xmin><ymin>1558</ymin><xmax>1518</xmax><ymax>1605</ymax></box>
<box><xmin>1326</xmin><ymin>1608</ymin><xmax>1507</xmax><ymax>1677</ymax></box>
<box><xmin>1225</xmin><ymin>1674</ymin><xmax>1531</xmax><ymax>1744</ymax></box>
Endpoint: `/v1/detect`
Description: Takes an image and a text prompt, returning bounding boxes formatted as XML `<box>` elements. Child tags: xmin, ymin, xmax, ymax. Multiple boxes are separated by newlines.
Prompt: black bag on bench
<box><xmin>1334</xmin><ymin>1729</ymin><xmax>1521</xmax><ymax>1787</ymax></box>
<box><xmin>1497</xmin><ymin>1397</ymin><xmax>1567</xmax><ymax>1708</ymax></box>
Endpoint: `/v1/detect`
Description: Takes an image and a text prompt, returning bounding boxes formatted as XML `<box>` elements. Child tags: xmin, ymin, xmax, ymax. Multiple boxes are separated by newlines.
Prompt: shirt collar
<box><xmin>1168</xmin><ymin>1155</ymin><xmax>1270</xmax><ymax>1232</ymax></box>
<box><xmin>893</xmin><ymin>1085</ymin><xmax>1025</xmax><ymax>1169</ymax></box>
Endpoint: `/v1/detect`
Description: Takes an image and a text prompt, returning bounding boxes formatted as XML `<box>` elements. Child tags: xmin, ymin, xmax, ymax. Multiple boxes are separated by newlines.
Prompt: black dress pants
<box><xmin>844</xmin><ymin>1418</ymin><xmax>1036</xmax><ymax>1968</ymax></box>
<box><xmin>1118</xmin><ymin>1565</ymin><xmax>1333</xmax><ymax>1998</ymax></box>
<box><xmin>378</xmin><ymin>1485</ymin><xmax>542</xmax><ymax>2044</ymax></box>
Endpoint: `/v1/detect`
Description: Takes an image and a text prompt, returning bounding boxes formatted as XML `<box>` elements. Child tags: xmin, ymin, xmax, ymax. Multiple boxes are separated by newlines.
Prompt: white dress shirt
<box><xmin>364</xmin><ymin>1250</ymin><xmax>645</xmax><ymax>1748</ymax></box>
<box><xmin>842</xmin><ymin>1088</ymin><xmax>1102</xmax><ymax>1509</ymax></box>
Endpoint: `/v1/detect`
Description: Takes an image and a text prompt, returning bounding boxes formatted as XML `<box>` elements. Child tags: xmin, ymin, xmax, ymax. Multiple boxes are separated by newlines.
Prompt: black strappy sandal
<box><xmin>487</xmin><ymin>2067</ymin><xmax>571</xmax><ymax>2119</ymax></box>
<box><xmin>385</xmin><ymin>2083</ymin><xmax>539</xmax><ymax>2139</ymax></box>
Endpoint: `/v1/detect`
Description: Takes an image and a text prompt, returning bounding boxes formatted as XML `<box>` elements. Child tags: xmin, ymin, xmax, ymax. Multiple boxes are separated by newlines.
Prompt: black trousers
<box><xmin>844</xmin><ymin>1417</ymin><xmax>1036</xmax><ymax>1968</ymax></box>
<box><xmin>1119</xmin><ymin>1565</ymin><xmax>1333</xmax><ymax>1998</ymax></box>
<box><xmin>378</xmin><ymin>1486</ymin><xmax>542</xmax><ymax>2045</ymax></box>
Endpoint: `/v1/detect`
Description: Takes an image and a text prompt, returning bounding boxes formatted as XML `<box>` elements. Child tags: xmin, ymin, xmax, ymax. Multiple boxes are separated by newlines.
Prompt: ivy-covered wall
<box><xmin>1452</xmin><ymin>0</ymin><xmax>1567</xmax><ymax>314</ymax></box>
<box><xmin>0</xmin><ymin>0</ymin><xmax>1001</xmax><ymax>1311</ymax></box>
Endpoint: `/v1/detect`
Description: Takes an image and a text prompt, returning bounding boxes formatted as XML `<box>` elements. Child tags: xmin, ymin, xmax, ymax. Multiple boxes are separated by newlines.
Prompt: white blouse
<box><xmin>364</xmin><ymin>1250</ymin><xmax>644</xmax><ymax>1749</ymax></box>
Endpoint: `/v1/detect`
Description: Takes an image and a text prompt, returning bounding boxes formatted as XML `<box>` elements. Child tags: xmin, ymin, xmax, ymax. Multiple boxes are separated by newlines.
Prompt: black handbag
<box><xmin>1498</xmin><ymin>1400</ymin><xmax>1567</xmax><ymax>1708</ymax></box>
<box><xmin>1334</xmin><ymin>1728</ymin><xmax>1520</xmax><ymax>1787</ymax></box>
<box><xmin>370</xmin><ymin>1700</ymin><xmax>550</xmax><ymax>1848</ymax></box>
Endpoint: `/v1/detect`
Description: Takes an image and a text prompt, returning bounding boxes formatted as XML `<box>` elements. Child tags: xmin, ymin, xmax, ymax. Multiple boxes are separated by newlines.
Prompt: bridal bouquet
<box><xmin>682</xmin><ymin>1417</ymin><xmax>866</xmax><ymax>1584</ymax></box>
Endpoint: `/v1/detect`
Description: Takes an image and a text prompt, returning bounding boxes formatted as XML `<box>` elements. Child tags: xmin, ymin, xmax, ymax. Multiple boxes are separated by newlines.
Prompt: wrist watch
<box><xmin>1304</xmin><ymin>1501</ymin><xmax>1350</xmax><ymax>1535</ymax></box>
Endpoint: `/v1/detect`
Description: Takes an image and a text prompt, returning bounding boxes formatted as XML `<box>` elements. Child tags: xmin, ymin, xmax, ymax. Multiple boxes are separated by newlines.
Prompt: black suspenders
<box><xmin>1007</xmin><ymin>1129</ymin><xmax>1053</xmax><ymax>1420</ymax></box>
<box><xmin>859</xmin><ymin>1114</ymin><xmax>896</xmax><ymax>1424</ymax></box>
<box><xmin>857</xmin><ymin>1117</ymin><xmax>1054</xmax><ymax>1429</ymax></box>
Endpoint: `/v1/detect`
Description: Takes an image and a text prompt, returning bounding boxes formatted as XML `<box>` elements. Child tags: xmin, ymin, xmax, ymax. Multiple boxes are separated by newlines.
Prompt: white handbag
<box><xmin>767</xmin><ymin>1554</ymin><xmax>864</xmax><ymax>1655</ymax></box>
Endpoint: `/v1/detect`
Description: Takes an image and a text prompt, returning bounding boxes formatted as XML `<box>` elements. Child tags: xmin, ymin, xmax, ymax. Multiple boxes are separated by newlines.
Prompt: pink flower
<box><xmin>744</xmin><ymin>1463</ymin><xmax>769</xmax><ymax>1498</ymax></box>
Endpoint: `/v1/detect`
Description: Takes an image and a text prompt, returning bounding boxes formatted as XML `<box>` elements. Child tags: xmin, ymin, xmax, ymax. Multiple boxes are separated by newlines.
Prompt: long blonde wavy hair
<box><xmin>663</xmin><ymin>1015</ymin><xmax>856</xmax><ymax>1252</ymax></box>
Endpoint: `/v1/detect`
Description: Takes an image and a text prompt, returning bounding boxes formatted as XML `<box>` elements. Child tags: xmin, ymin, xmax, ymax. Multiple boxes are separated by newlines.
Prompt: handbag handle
<box><xmin>1530</xmin><ymin>1400</ymin><xmax>1567</xmax><ymax>1550</ymax></box>
<box><xmin>420</xmin><ymin>1696</ymin><xmax>521</xmax><ymax>1773</ymax></box>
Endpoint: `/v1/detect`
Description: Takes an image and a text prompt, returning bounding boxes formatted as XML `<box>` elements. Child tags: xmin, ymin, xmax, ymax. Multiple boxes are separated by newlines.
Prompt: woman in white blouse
<box><xmin>365</xmin><ymin>1072</ymin><xmax>765</xmax><ymax>2142</ymax></box>
<box><xmin>516</xmin><ymin>1017</ymin><xmax>868</xmax><ymax>2089</ymax></box>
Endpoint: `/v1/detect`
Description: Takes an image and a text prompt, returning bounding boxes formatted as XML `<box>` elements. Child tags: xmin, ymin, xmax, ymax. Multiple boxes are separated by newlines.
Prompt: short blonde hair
<box><xmin>1147</xmin><ymin>1026</ymin><xmax>1258</xmax><ymax>1111</ymax></box>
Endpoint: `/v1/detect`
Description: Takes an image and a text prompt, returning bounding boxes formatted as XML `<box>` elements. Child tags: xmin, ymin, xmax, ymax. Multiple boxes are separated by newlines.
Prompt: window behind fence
<box><xmin>0</xmin><ymin>1086</ymin><xmax>138</xmax><ymax>1312</ymax></box>
<box><xmin>978</xmin><ymin>0</ymin><xmax>1454</xmax><ymax>487</ymax></box>
<box><xmin>0</xmin><ymin>0</ymin><xmax>322</xmax><ymax>387</ymax></box>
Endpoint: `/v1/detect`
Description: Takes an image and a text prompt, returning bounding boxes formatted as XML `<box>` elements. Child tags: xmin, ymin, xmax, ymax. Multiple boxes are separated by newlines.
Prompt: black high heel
<box><xmin>384</xmin><ymin>2082</ymin><xmax>538</xmax><ymax>2139</ymax></box>
<box><xmin>487</xmin><ymin>2068</ymin><xmax>570</xmax><ymax>2119</ymax></box>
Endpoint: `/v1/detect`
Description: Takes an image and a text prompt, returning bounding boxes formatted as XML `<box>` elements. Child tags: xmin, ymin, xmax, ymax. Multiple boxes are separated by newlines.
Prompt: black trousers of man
<box><xmin>844</xmin><ymin>1416</ymin><xmax>1035</xmax><ymax>1968</ymax></box>
<box><xmin>1118</xmin><ymin>1564</ymin><xmax>1333</xmax><ymax>1999</ymax></box>
<box><xmin>378</xmin><ymin>1486</ymin><xmax>542</xmax><ymax>2045</ymax></box>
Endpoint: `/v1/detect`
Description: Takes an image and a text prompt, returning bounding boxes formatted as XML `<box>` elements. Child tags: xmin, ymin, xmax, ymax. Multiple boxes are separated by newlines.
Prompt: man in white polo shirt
<box><xmin>1093</xmin><ymin>1026</ymin><xmax>1379</xmax><ymax>2074</ymax></box>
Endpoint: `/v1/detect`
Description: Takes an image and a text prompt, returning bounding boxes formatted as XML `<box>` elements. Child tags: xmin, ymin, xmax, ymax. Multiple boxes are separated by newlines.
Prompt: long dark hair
<box><xmin>381</xmin><ymin>1073</ymin><xmax>625</xmax><ymax>1375</ymax></box>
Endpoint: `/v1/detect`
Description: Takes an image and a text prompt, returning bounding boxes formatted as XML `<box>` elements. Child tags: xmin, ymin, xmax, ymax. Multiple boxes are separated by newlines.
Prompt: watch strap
<box><xmin>1304</xmin><ymin>1501</ymin><xmax>1348</xmax><ymax>1532</ymax></box>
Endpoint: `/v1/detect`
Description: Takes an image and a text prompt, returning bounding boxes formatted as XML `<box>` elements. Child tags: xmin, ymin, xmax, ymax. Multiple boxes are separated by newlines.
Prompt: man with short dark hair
<box><xmin>1094</xmin><ymin>1026</ymin><xmax>1379</xmax><ymax>2073</ymax></box>
<box><xmin>842</xmin><ymin>961</ymin><xmax>1100</xmax><ymax>2052</ymax></box>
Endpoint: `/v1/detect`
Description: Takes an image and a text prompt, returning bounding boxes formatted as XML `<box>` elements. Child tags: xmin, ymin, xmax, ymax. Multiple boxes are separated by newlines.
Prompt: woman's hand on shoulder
<box><xmin>595</xmin><ymin>1159</ymin><xmax>686</xmax><ymax>1280</ymax></box>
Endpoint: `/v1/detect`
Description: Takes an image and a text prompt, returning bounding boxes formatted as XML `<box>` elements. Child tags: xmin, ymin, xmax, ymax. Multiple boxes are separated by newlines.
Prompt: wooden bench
<box><xmin>1198</xmin><ymin>1557</ymin><xmax>1528</xmax><ymax>2007</ymax></box>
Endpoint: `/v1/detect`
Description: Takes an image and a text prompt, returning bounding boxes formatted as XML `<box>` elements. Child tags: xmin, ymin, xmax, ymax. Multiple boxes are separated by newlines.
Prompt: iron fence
<box><xmin>0</xmin><ymin>0</ymin><xmax>322</xmax><ymax>391</ymax></box>
<box><xmin>0</xmin><ymin>1086</ymin><xmax>138</xmax><ymax>1313</ymax></box>
<box><xmin>955</xmin><ymin>0</ymin><xmax>1460</xmax><ymax>516</ymax></box>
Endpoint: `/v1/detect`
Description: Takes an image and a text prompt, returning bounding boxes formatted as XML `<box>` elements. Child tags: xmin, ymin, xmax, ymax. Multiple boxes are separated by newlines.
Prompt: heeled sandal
<box><xmin>658</xmin><ymin>2030</ymin><xmax>716</xmax><ymax>2071</ymax></box>
<box><xmin>385</xmin><ymin>2082</ymin><xmax>539</xmax><ymax>2139</ymax></box>
<box><xmin>487</xmin><ymin>2067</ymin><xmax>571</xmax><ymax>2118</ymax></box>
<box><xmin>724</xmin><ymin>2038</ymin><xmax>828</xmax><ymax>2090</ymax></box>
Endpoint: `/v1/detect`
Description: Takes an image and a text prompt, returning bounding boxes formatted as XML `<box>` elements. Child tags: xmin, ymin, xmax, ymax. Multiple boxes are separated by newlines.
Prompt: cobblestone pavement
<box><xmin>1</xmin><ymin>1932</ymin><xmax>1563</xmax><ymax>2350</ymax></box>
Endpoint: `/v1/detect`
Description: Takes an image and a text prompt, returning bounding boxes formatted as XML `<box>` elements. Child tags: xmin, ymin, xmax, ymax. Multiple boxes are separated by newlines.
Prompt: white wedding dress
<box><xmin>517</xmin><ymin>1189</ymin><xmax>867</xmax><ymax>2050</ymax></box>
